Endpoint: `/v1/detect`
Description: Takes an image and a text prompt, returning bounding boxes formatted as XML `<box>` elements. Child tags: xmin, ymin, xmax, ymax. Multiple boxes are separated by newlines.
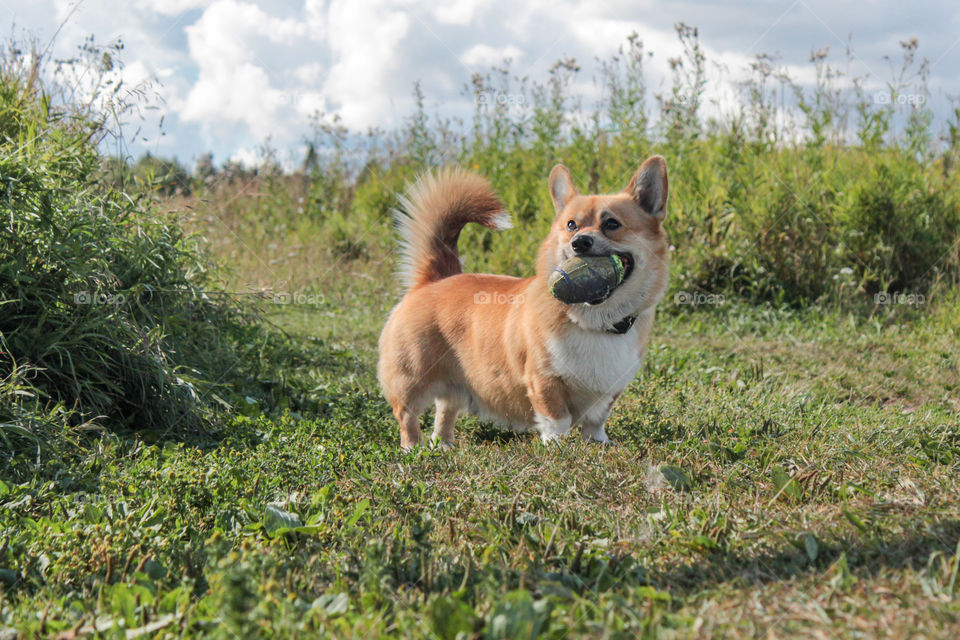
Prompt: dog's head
<box><xmin>538</xmin><ymin>156</ymin><xmax>670</xmax><ymax>330</ymax></box>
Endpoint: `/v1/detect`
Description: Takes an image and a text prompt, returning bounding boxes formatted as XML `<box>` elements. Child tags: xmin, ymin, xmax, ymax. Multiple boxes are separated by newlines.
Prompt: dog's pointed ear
<box><xmin>549</xmin><ymin>164</ymin><xmax>578</xmax><ymax>212</ymax></box>
<box><xmin>625</xmin><ymin>155</ymin><xmax>668</xmax><ymax>220</ymax></box>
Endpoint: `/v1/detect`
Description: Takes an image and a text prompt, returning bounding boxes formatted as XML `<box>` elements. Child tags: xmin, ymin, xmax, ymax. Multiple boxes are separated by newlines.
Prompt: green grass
<box><xmin>3</xmin><ymin>27</ymin><xmax>960</xmax><ymax>639</ymax></box>
<box><xmin>2</xmin><ymin>279</ymin><xmax>958</xmax><ymax>637</ymax></box>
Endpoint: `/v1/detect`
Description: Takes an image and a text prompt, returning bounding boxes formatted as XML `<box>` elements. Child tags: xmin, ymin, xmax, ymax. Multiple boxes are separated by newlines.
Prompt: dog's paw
<box><xmin>584</xmin><ymin>435</ymin><xmax>616</xmax><ymax>446</ymax></box>
<box><xmin>539</xmin><ymin>432</ymin><xmax>565</xmax><ymax>445</ymax></box>
<box><xmin>535</xmin><ymin>414</ymin><xmax>573</xmax><ymax>444</ymax></box>
<box><xmin>581</xmin><ymin>427</ymin><xmax>614</xmax><ymax>445</ymax></box>
<box><xmin>430</xmin><ymin>438</ymin><xmax>456</xmax><ymax>450</ymax></box>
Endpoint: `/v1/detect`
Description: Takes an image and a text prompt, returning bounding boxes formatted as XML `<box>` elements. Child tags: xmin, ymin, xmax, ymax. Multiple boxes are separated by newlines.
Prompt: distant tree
<box><xmin>221</xmin><ymin>159</ymin><xmax>254</xmax><ymax>183</ymax></box>
<box><xmin>195</xmin><ymin>152</ymin><xmax>216</xmax><ymax>183</ymax></box>
<box><xmin>134</xmin><ymin>153</ymin><xmax>192</xmax><ymax>196</ymax></box>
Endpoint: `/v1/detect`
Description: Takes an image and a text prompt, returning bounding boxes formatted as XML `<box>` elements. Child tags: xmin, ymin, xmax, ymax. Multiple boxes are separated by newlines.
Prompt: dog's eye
<box><xmin>566</xmin><ymin>220</ymin><xmax>578</xmax><ymax>231</ymax></box>
<box><xmin>602</xmin><ymin>218</ymin><xmax>622</xmax><ymax>232</ymax></box>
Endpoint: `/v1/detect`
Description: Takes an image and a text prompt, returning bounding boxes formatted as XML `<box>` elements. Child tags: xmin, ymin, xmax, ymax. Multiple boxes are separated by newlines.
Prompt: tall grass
<box><xmin>0</xmin><ymin>40</ymin><xmax>265</xmax><ymax>480</ymax></box>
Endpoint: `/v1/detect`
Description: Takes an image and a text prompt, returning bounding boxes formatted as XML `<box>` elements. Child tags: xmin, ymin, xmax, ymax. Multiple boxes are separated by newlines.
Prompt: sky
<box><xmin>3</xmin><ymin>0</ymin><xmax>958</xmax><ymax>169</ymax></box>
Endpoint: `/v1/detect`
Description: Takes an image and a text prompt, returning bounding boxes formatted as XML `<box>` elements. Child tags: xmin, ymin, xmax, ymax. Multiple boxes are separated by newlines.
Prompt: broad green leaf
<box><xmin>428</xmin><ymin>595</ymin><xmax>475</xmax><ymax>639</ymax></box>
<box><xmin>312</xmin><ymin>592</ymin><xmax>349</xmax><ymax>616</ymax></box>
<box><xmin>264</xmin><ymin>504</ymin><xmax>303</xmax><ymax>536</ymax></box>
<box><xmin>661</xmin><ymin>465</ymin><xmax>692</xmax><ymax>492</ymax></box>
<box><xmin>345</xmin><ymin>498</ymin><xmax>370</xmax><ymax>527</ymax></box>
<box><xmin>771</xmin><ymin>466</ymin><xmax>802</xmax><ymax>501</ymax></box>
<box><xmin>802</xmin><ymin>532</ymin><xmax>819</xmax><ymax>562</ymax></box>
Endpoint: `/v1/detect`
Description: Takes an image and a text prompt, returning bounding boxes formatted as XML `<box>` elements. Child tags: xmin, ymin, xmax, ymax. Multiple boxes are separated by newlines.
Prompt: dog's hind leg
<box><xmin>394</xmin><ymin>402</ymin><xmax>424</xmax><ymax>450</ymax></box>
<box><xmin>431</xmin><ymin>395</ymin><xmax>464</xmax><ymax>447</ymax></box>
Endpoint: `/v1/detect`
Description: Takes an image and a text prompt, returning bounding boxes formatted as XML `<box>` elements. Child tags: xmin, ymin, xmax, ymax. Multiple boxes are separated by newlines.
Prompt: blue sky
<box><xmin>4</xmin><ymin>0</ymin><xmax>958</xmax><ymax>168</ymax></box>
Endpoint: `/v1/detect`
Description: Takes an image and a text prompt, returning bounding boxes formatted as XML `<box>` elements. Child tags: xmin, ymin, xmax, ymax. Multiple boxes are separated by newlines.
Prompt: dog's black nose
<box><xmin>571</xmin><ymin>234</ymin><xmax>593</xmax><ymax>254</ymax></box>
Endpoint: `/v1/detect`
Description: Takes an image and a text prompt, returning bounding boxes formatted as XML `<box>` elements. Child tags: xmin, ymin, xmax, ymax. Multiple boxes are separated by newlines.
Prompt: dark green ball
<box><xmin>548</xmin><ymin>255</ymin><xmax>626</xmax><ymax>304</ymax></box>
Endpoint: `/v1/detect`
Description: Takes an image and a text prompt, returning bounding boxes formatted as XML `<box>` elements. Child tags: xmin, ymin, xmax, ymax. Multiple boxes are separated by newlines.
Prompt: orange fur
<box><xmin>378</xmin><ymin>157</ymin><xmax>670</xmax><ymax>448</ymax></box>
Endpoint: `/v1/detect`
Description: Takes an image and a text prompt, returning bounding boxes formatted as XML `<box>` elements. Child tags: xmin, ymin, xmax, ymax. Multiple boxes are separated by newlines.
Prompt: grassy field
<box><xmin>3</xmin><ymin>254</ymin><xmax>960</xmax><ymax>636</ymax></box>
<box><xmin>3</xmin><ymin>28</ymin><xmax>960</xmax><ymax>639</ymax></box>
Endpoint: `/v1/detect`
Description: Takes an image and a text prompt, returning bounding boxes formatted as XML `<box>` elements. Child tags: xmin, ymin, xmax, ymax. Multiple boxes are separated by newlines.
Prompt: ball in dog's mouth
<box><xmin>586</xmin><ymin>253</ymin><xmax>634</xmax><ymax>305</ymax></box>
<box><xmin>548</xmin><ymin>253</ymin><xmax>634</xmax><ymax>305</ymax></box>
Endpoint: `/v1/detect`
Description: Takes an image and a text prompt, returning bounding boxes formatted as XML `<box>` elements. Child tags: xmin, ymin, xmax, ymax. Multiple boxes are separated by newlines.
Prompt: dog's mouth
<box><xmin>586</xmin><ymin>252</ymin><xmax>634</xmax><ymax>306</ymax></box>
<box><xmin>617</xmin><ymin>252</ymin><xmax>635</xmax><ymax>280</ymax></box>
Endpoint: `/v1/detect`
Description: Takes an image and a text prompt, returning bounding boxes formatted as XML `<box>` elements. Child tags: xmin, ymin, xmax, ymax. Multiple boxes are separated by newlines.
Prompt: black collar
<box><xmin>607</xmin><ymin>314</ymin><xmax>637</xmax><ymax>335</ymax></box>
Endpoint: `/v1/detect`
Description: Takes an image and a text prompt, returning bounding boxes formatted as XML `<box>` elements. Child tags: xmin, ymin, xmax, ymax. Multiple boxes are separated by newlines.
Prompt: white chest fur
<box><xmin>546</xmin><ymin>327</ymin><xmax>642</xmax><ymax>394</ymax></box>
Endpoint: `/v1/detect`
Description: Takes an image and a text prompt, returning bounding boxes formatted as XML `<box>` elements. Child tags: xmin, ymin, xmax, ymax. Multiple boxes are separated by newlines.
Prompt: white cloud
<box><xmin>434</xmin><ymin>0</ymin><xmax>491</xmax><ymax>26</ymax></box>
<box><xmin>321</xmin><ymin>0</ymin><xmax>411</xmax><ymax>130</ymax></box>
<box><xmin>304</xmin><ymin>0</ymin><xmax>328</xmax><ymax>38</ymax></box>
<box><xmin>462</xmin><ymin>43</ymin><xmax>523</xmax><ymax>67</ymax></box>
<box><xmin>229</xmin><ymin>145</ymin><xmax>262</xmax><ymax>167</ymax></box>
<box><xmin>135</xmin><ymin>0</ymin><xmax>214</xmax><ymax>16</ymax></box>
<box><xmin>179</xmin><ymin>0</ymin><xmax>309</xmax><ymax>139</ymax></box>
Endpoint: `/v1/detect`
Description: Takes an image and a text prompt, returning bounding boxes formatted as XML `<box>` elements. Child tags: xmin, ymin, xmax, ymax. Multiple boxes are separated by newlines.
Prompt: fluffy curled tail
<box><xmin>394</xmin><ymin>168</ymin><xmax>510</xmax><ymax>291</ymax></box>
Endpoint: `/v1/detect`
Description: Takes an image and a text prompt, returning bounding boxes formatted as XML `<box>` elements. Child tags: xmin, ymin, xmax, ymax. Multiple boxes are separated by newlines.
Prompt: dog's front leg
<box><xmin>579</xmin><ymin>397</ymin><xmax>616</xmax><ymax>444</ymax></box>
<box><xmin>529</xmin><ymin>375</ymin><xmax>572</xmax><ymax>443</ymax></box>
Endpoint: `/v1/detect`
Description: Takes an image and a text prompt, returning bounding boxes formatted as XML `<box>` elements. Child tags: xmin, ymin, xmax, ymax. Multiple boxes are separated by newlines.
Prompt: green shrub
<box><xmin>0</xmin><ymin>42</ymin><xmax>261</xmax><ymax>480</ymax></box>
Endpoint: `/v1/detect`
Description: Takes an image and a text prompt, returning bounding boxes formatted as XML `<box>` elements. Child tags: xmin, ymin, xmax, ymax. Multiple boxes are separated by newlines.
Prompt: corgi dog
<box><xmin>378</xmin><ymin>156</ymin><xmax>670</xmax><ymax>448</ymax></box>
